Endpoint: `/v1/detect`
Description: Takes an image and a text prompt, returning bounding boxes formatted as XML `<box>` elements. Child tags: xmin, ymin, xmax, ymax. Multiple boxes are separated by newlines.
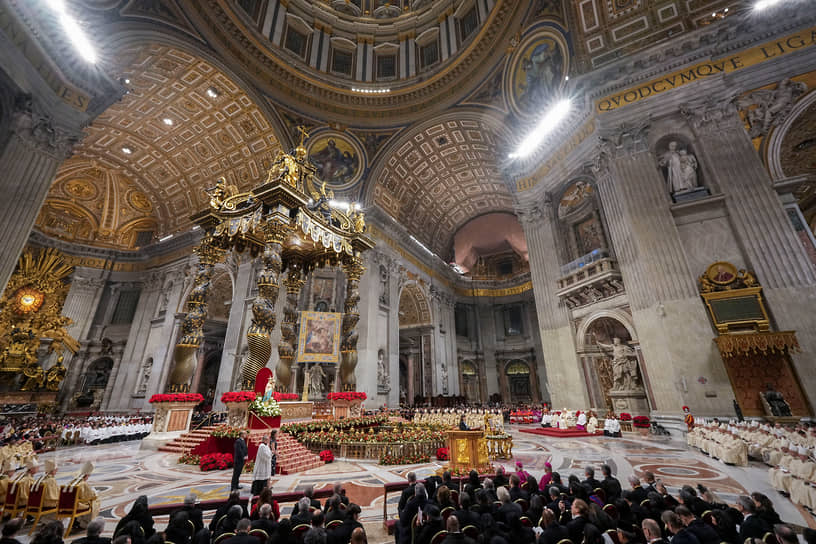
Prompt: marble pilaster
<box><xmin>518</xmin><ymin>202</ymin><xmax>587</xmax><ymax>408</ymax></box>
<box><xmin>592</xmin><ymin>122</ymin><xmax>732</xmax><ymax>414</ymax></box>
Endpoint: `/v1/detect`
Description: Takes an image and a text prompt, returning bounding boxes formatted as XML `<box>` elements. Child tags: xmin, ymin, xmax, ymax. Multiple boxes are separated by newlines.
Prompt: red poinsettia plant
<box><xmin>436</xmin><ymin>447</ymin><xmax>449</xmax><ymax>461</ymax></box>
<box><xmin>200</xmin><ymin>452</ymin><xmax>234</xmax><ymax>471</ymax></box>
<box><xmin>632</xmin><ymin>416</ymin><xmax>651</xmax><ymax>428</ymax></box>
<box><xmin>619</xmin><ymin>413</ymin><xmax>632</xmax><ymax>421</ymax></box>
<box><xmin>221</xmin><ymin>391</ymin><xmax>257</xmax><ymax>403</ymax></box>
<box><xmin>326</xmin><ymin>392</ymin><xmax>367</xmax><ymax>401</ymax></box>
<box><xmin>149</xmin><ymin>393</ymin><xmax>204</xmax><ymax>404</ymax></box>
<box><xmin>319</xmin><ymin>450</ymin><xmax>334</xmax><ymax>463</ymax></box>
<box><xmin>273</xmin><ymin>392</ymin><xmax>300</xmax><ymax>401</ymax></box>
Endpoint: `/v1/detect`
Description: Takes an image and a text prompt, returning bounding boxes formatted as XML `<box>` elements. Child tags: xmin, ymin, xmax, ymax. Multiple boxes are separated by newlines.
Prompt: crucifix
<box><xmin>297</xmin><ymin>125</ymin><xmax>310</xmax><ymax>147</ymax></box>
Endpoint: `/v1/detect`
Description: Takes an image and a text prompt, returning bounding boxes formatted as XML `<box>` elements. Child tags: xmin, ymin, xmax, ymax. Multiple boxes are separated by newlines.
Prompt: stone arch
<box><xmin>504</xmin><ymin>359</ymin><xmax>532</xmax><ymax>403</ymax></box>
<box><xmin>576</xmin><ymin>309</ymin><xmax>638</xmax><ymax>351</ymax></box>
<box><xmin>397</xmin><ymin>282</ymin><xmax>433</xmax><ymax>327</ymax></box>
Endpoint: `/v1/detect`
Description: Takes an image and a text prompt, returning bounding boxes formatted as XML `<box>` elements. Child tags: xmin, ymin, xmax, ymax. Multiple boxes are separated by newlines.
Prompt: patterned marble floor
<box><xmin>30</xmin><ymin>427</ymin><xmax>815</xmax><ymax>542</ymax></box>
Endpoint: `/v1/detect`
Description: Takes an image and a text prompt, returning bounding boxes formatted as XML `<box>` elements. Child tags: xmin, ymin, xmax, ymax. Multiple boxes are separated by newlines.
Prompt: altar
<box><xmin>447</xmin><ymin>430</ymin><xmax>490</xmax><ymax>473</ymax></box>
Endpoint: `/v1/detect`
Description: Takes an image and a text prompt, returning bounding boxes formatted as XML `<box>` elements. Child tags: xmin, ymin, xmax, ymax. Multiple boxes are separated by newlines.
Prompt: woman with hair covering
<box><xmin>115</xmin><ymin>495</ymin><xmax>155</xmax><ymax>541</ymax></box>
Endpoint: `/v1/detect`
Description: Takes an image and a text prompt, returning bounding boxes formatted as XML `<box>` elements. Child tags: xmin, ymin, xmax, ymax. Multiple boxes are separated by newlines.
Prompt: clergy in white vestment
<box><xmin>576</xmin><ymin>411</ymin><xmax>587</xmax><ymax>430</ymax></box>
<box><xmin>251</xmin><ymin>434</ymin><xmax>273</xmax><ymax>495</ymax></box>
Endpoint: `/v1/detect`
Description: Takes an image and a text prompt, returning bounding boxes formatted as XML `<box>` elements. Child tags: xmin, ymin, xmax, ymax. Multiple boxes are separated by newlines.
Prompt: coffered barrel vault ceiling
<box><xmin>38</xmin><ymin>43</ymin><xmax>282</xmax><ymax>248</ymax></box>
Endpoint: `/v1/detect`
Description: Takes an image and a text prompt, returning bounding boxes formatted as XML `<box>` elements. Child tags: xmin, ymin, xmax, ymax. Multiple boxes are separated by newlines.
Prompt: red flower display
<box><xmin>220</xmin><ymin>391</ymin><xmax>257</xmax><ymax>403</ymax></box>
<box><xmin>436</xmin><ymin>447</ymin><xmax>449</xmax><ymax>461</ymax></box>
<box><xmin>199</xmin><ymin>452</ymin><xmax>234</xmax><ymax>471</ymax></box>
<box><xmin>326</xmin><ymin>392</ymin><xmax>367</xmax><ymax>401</ymax></box>
<box><xmin>619</xmin><ymin>412</ymin><xmax>632</xmax><ymax>421</ymax></box>
<box><xmin>272</xmin><ymin>392</ymin><xmax>300</xmax><ymax>401</ymax></box>
<box><xmin>319</xmin><ymin>450</ymin><xmax>334</xmax><ymax>463</ymax></box>
<box><xmin>633</xmin><ymin>416</ymin><xmax>651</xmax><ymax>428</ymax></box>
<box><xmin>149</xmin><ymin>393</ymin><xmax>204</xmax><ymax>404</ymax></box>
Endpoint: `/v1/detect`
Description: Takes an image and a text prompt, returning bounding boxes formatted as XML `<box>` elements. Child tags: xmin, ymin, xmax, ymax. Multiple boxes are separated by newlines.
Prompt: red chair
<box><xmin>56</xmin><ymin>486</ymin><xmax>91</xmax><ymax>537</ymax></box>
<box><xmin>3</xmin><ymin>484</ymin><xmax>24</xmax><ymax>519</ymax></box>
<box><xmin>463</xmin><ymin>525</ymin><xmax>478</xmax><ymax>540</ymax></box>
<box><xmin>606</xmin><ymin>529</ymin><xmax>621</xmax><ymax>544</ymax></box>
<box><xmin>214</xmin><ymin>532</ymin><xmax>234</xmax><ymax>544</ymax></box>
<box><xmin>431</xmin><ymin>530</ymin><xmax>448</xmax><ymax>544</ymax></box>
<box><xmin>326</xmin><ymin>519</ymin><xmax>343</xmax><ymax>530</ymax></box>
<box><xmin>593</xmin><ymin>488</ymin><xmax>606</xmax><ymax>503</ymax></box>
<box><xmin>450</xmin><ymin>489</ymin><xmax>460</xmax><ymax>506</ymax></box>
<box><xmin>293</xmin><ymin>523</ymin><xmax>311</xmax><ymax>543</ymax></box>
<box><xmin>441</xmin><ymin>507</ymin><xmax>455</xmax><ymax>522</ymax></box>
<box><xmin>514</xmin><ymin>498</ymin><xmax>529</xmax><ymax>512</ymax></box>
<box><xmin>248</xmin><ymin>528</ymin><xmax>268</xmax><ymax>543</ymax></box>
<box><xmin>603</xmin><ymin>503</ymin><xmax>619</xmax><ymax>520</ymax></box>
<box><xmin>520</xmin><ymin>516</ymin><xmax>533</xmax><ymax>527</ymax></box>
<box><xmin>25</xmin><ymin>483</ymin><xmax>58</xmax><ymax>535</ymax></box>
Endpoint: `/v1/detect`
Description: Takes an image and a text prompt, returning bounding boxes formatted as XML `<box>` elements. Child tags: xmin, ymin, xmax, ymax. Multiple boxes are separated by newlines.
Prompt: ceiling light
<box><xmin>509</xmin><ymin>99</ymin><xmax>572</xmax><ymax>159</ymax></box>
<box><xmin>158</xmin><ymin>234</ymin><xmax>174</xmax><ymax>242</ymax></box>
<box><xmin>121</xmin><ymin>146</ymin><xmax>133</xmax><ymax>154</ymax></box>
<box><xmin>206</xmin><ymin>87</ymin><xmax>219</xmax><ymax>98</ymax></box>
<box><xmin>565</xmin><ymin>76</ymin><xmax>569</xmax><ymax>81</ymax></box>
<box><xmin>163</xmin><ymin>118</ymin><xmax>174</xmax><ymax>126</ymax></box>
<box><xmin>191</xmin><ymin>225</ymin><xmax>200</xmax><ymax>231</ymax></box>
<box><xmin>329</xmin><ymin>199</ymin><xmax>350</xmax><ymax>211</ymax></box>
<box><xmin>754</xmin><ymin>0</ymin><xmax>781</xmax><ymax>10</ymax></box>
<box><xmin>724</xmin><ymin>7</ymin><xmax>729</xmax><ymax>12</ymax></box>
<box><xmin>124</xmin><ymin>78</ymin><xmax>130</xmax><ymax>84</ymax></box>
<box><xmin>351</xmin><ymin>87</ymin><xmax>391</xmax><ymax>94</ymax></box>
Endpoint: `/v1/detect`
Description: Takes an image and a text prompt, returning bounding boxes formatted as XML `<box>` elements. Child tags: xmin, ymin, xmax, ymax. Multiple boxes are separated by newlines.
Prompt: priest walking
<box><xmin>251</xmin><ymin>434</ymin><xmax>273</xmax><ymax>495</ymax></box>
<box><xmin>232</xmin><ymin>430</ymin><xmax>248</xmax><ymax>490</ymax></box>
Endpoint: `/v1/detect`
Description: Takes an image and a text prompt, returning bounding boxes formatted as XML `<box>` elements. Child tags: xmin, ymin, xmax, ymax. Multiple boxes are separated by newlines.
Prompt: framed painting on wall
<box><xmin>297</xmin><ymin>311</ymin><xmax>342</xmax><ymax>363</ymax></box>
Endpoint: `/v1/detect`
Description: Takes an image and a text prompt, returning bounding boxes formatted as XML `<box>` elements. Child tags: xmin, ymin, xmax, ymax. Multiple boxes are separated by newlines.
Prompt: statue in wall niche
<box><xmin>378</xmin><ymin>265</ymin><xmax>389</xmax><ymax>305</ymax></box>
<box><xmin>136</xmin><ymin>358</ymin><xmax>153</xmax><ymax>395</ymax></box>
<box><xmin>309</xmin><ymin>363</ymin><xmax>326</xmax><ymax>397</ymax></box>
<box><xmin>440</xmin><ymin>363</ymin><xmax>449</xmax><ymax>395</ymax></box>
<box><xmin>596</xmin><ymin>337</ymin><xmax>640</xmax><ymax>391</ymax></box>
<box><xmin>659</xmin><ymin>141</ymin><xmax>699</xmax><ymax>195</ymax></box>
<box><xmin>376</xmin><ymin>349</ymin><xmax>389</xmax><ymax>389</ymax></box>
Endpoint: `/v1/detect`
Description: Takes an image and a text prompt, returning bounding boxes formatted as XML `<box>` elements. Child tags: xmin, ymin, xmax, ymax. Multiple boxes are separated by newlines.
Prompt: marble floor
<box><xmin>26</xmin><ymin>427</ymin><xmax>816</xmax><ymax>542</ymax></box>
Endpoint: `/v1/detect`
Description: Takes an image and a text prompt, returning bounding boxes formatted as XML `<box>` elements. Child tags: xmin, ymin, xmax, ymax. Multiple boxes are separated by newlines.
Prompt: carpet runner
<box><xmin>520</xmin><ymin>427</ymin><xmax>602</xmax><ymax>438</ymax></box>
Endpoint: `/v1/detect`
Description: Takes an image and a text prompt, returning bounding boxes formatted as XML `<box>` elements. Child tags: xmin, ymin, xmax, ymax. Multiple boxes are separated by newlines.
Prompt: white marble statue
<box><xmin>596</xmin><ymin>337</ymin><xmax>640</xmax><ymax>391</ymax></box>
<box><xmin>659</xmin><ymin>141</ymin><xmax>699</xmax><ymax>194</ymax></box>
<box><xmin>309</xmin><ymin>364</ymin><xmax>325</xmax><ymax>397</ymax></box>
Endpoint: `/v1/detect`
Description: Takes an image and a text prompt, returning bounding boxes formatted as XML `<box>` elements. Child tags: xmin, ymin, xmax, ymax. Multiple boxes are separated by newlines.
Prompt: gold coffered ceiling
<box><xmin>38</xmin><ymin>43</ymin><xmax>283</xmax><ymax>248</ymax></box>
<box><xmin>371</xmin><ymin>116</ymin><xmax>513</xmax><ymax>258</ymax></box>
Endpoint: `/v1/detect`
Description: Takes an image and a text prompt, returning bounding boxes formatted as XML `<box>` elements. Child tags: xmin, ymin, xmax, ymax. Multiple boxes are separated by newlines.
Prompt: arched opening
<box><xmin>398</xmin><ymin>283</ymin><xmax>433</xmax><ymax>403</ymax></box>
<box><xmin>505</xmin><ymin>360</ymin><xmax>532</xmax><ymax>403</ymax></box>
<box><xmin>460</xmin><ymin>359</ymin><xmax>479</xmax><ymax>402</ymax></box>
<box><xmin>75</xmin><ymin>357</ymin><xmax>114</xmax><ymax>409</ymax></box>
<box><xmin>581</xmin><ymin>315</ymin><xmax>643</xmax><ymax>411</ymax></box>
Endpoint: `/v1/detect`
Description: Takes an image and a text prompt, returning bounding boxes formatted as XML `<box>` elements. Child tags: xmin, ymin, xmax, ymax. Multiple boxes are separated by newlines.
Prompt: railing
<box><xmin>560</xmin><ymin>248</ymin><xmax>611</xmax><ymax>275</ymax></box>
<box><xmin>191</xmin><ymin>411</ymin><xmax>227</xmax><ymax>431</ymax></box>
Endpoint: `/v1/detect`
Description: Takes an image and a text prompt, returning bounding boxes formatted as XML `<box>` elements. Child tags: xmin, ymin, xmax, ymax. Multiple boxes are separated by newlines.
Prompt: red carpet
<box><xmin>520</xmin><ymin>427</ymin><xmax>602</xmax><ymax>438</ymax></box>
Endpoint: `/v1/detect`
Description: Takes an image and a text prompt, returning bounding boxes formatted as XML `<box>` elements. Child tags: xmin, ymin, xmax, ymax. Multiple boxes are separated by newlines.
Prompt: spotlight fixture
<box><xmin>206</xmin><ymin>87</ymin><xmax>219</xmax><ymax>98</ymax></box>
<box><xmin>163</xmin><ymin>118</ymin><xmax>174</xmax><ymax>126</ymax></box>
<box><xmin>158</xmin><ymin>234</ymin><xmax>174</xmax><ymax>242</ymax></box>
<box><xmin>124</xmin><ymin>78</ymin><xmax>130</xmax><ymax>84</ymax></box>
<box><xmin>121</xmin><ymin>146</ymin><xmax>133</xmax><ymax>154</ymax></box>
<box><xmin>508</xmin><ymin>99</ymin><xmax>572</xmax><ymax>159</ymax></box>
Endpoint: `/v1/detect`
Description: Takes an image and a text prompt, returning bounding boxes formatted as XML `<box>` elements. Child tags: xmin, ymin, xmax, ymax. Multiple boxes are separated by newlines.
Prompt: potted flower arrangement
<box><xmin>199</xmin><ymin>452</ymin><xmax>233</xmax><ymax>471</ymax></box>
<box><xmin>436</xmin><ymin>447</ymin><xmax>449</xmax><ymax>461</ymax></box>
<box><xmin>633</xmin><ymin>415</ymin><xmax>651</xmax><ymax>436</ymax></box>
<box><xmin>272</xmin><ymin>392</ymin><xmax>300</xmax><ymax>401</ymax></box>
<box><xmin>319</xmin><ymin>450</ymin><xmax>335</xmax><ymax>463</ymax></box>
<box><xmin>149</xmin><ymin>393</ymin><xmax>204</xmax><ymax>403</ymax></box>
<box><xmin>220</xmin><ymin>391</ymin><xmax>257</xmax><ymax>403</ymax></box>
<box><xmin>618</xmin><ymin>412</ymin><xmax>633</xmax><ymax>433</ymax></box>
<box><xmin>211</xmin><ymin>426</ymin><xmax>248</xmax><ymax>438</ymax></box>
<box><xmin>249</xmin><ymin>397</ymin><xmax>282</xmax><ymax>417</ymax></box>
<box><xmin>326</xmin><ymin>392</ymin><xmax>368</xmax><ymax>401</ymax></box>
<box><xmin>178</xmin><ymin>452</ymin><xmax>200</xmax><ymax>465</ymax></box>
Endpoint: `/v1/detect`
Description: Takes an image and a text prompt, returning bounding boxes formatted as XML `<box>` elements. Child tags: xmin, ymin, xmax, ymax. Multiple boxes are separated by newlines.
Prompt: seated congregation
<box><xmin>394</xmin><ymin>463</ymin><xmax>807</xmax><ymax>544</ymax></box>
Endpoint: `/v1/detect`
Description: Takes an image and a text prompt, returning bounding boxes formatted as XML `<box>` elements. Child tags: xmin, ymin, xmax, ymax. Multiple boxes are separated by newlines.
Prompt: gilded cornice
<box><xmin>184</xmin><ymin>0</ymin><xmax>525</xmax><ymax>126</ymax></box>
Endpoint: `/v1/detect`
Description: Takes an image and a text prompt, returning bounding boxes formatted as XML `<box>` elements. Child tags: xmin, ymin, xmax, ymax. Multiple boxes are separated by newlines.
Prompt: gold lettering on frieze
<box><xmin>596</xmin><ymin>26</ymin><xmax>816</xmax><ymax>114</ymax></box>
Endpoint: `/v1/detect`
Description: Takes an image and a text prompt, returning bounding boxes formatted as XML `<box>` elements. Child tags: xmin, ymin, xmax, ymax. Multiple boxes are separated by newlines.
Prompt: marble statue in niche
<box><xmin>378</xmin><ymin>264</ymin><xmax>389</xmax><ymax>306</ymax></box>
<box><xmin>135</xmin><ymin>357</ymin><xmax>153</xmax><ymax>396</ymax></box>
<box><xmin>377</xmin><ymin>348</ymin><xmax>390</xmax><ymax>394</ymax></box>
<box><xmin>659</xmin><ymin>141</ymin><xmax>699</xmax><ymax>195</ymax></box>
<box><xmin>595</xmin><ymin>337</ymin><xmax>640</xmax><ymax>391</ymax></box>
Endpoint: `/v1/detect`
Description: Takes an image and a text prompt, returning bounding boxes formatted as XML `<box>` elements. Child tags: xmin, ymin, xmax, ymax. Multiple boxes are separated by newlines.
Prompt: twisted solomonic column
<box><xmin>339</xmin><ymin>256</ymin><xmax>364</xmax><ymax>390</ymax></box>
<box><xmin>274</xmin><ymin>267</ymin><xmax>305</xmax><ymax>391</ymax></box>
<box><xmin>243</xmin><ymin>228</ymin><xmax>285</xmax><ymax>389</ymax></box>
<box><xmin>168</xmin><ymin>238</ymin><xmax>225</xmax><ymax>391</ymax></box>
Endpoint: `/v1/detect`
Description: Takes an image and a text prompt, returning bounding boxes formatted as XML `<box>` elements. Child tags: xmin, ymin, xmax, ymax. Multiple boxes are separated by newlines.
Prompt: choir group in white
<box><xmin>539</xmin><ymin>409</ymin><xmax>621</xmax><ymax>435</ymax></box>
<box><xmin>60</xmin><ymin>417</ymin><xmax>153</xmax><ymax>444</ymax></box>
<box><xmin>687</xmin><ymin>419</ymin><xmax>816</xmax><ymax>510</ymax></box>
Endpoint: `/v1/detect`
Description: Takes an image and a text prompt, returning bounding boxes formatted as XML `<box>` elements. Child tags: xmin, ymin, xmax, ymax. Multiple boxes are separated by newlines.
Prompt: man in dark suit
<box><xmin>251</xmin><ymin>503</ymin><xmax>278</xmax><ymax>538</ymax></box>
<box><xmin>676</xmin><ymin>506</ymin><xmax>719</xmax><ymax>544</ymax></box>
<box><xmin>495</xmin><ymin>487</ymin><xmax>522</xmax><ymax>524</ymax></box>
<box><xmin>232</xmin><ymin>430</ymin><xmax>248</xmax><ymax>490</ymax></box>
<box><xmin>601</xmin><ymin>464</ymin><xmax>622</xmax><ymax>502</ymax></box>
<box><xmin>566</xmin><ymin>499</ymin><xmax>589</xmax><ymax>544</ymax></box>
<box><xmin>736</xmin><ymin>496</ymin><xmax>771</xmax><ymax>543</ymax></box>
<box><xmin>626</xmin><ymin>475</ymin><xmax>648</xmax><ymax>505</ymax></box>
<box><xmin>224</xmin><ymin>519</ymin><xmax>256</xmax><ymax>544</ymax></box>
<box><xmin>642</xmin><ymin>518</ymin><xmax>668</xmax><ymax>544</ymax></box>
<box><xmin>582</xmin><ymin>466</ymin><xmax>602</xmax><ymax>494</ymax></box>
<box><xmin>172</xmin><ymin>494</ymin><xmax>204</xmax><ymax>533</ymax></box>
<box><xmin>664</xmin><ymin>511</ymin><xmax>701</xmax><ymax>544</ymax></box>
<box><xmin>398</xmin><ymin>472</ymin><xmax>418</xmax><ymax>512</ymax></box>
<box><xmin>508</xmin><ymin>474</ymin><xmax>529</xmax><ymax>502</ymax></box>
<box><xmin>493</xmin><ymin>466</ymin><xmax>509</xmax><ymax>488</ymax></box>
<box><xmin>73</xmin><ymin>519</ymin><xmax>112</xmax><ymax>544</ymax></box>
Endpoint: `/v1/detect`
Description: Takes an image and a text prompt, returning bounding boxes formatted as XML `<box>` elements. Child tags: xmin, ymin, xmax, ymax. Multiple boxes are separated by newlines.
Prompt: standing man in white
<box><xmin>251</xmin><ymin>434</ymin><xmax>273</xmax><ymax>495</ymax></box>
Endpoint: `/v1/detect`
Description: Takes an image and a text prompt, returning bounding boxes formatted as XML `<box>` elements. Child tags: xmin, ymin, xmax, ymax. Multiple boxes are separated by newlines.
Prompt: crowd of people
<box><xmin>103</xmin><ymin>483</ymin><xmax>368</xmax><ymax>544</ymax></box>
<box><xmin>394</xmin><ymin>462</ymin><xmax>814</xmax><ymax>544</ymax></box>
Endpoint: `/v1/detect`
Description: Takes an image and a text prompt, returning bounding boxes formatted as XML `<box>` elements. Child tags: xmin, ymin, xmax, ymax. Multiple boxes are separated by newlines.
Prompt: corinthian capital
<box><xmin>12</xmin><ymin>94</ymin><xmax>80</xmax><ymax>159</ymax></box>
<box><xmin>734</xmin><ymin>78</ymin><xmax>808</xmax><ymax>138</ymax></box>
